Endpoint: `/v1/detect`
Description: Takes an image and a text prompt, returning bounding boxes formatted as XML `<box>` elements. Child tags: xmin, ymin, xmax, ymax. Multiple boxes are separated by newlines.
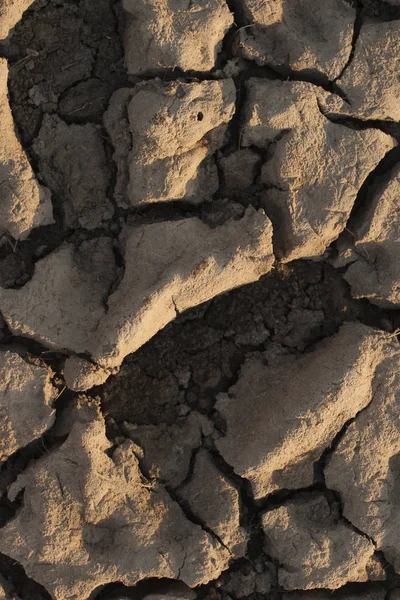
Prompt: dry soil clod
<box><xmin>89</xmin><ymin>207</ymin><xmax>274</xmax><ymax>371</ymax></box>
<box><xmin>0</xmin><ymin>350</ymin><xmax>57</xmax><ymax>463</ymax></box>
<box><xmin>32</xmin><ymin>115</ymin><xmax>114</xmax><ymax>231</ymax></box>
<box><xmin>241</xmin><ymin>78</ymin><xmax>397</xmax><ymax>261</ymax></box>
<box><xmin>237</xmin><ymin>0</ymin><xmax>356</xmax><ymax>81</ymax></box>
<box><xmin>262</xmin><ymin>493</ymin><xmax>376</xmax><ymax>589</ymax></box>
<box><xmin>0</xmin><ymin>237</ymin><xmax>118</xmax><ymax>355</ymax></box>
<box><xmin>178</xmin><ymin>448</ymin><xmax>248</xmax><ymax>557</ymax></box>
<box><xmin>0</xmin><ymin>405</ymin><xmax>231</xmax><ymax>600</ymax></box>
<box><xmin>215</xmin><ymin>322</ymin><xmax>399</xmax><ymax>499</ymax></box>
<box><xmin>0</xmin><ymin>59</ymin><xmax>53</xmax><ymax>240</ymax></box>
<box><xmin>0</xmin><ymin>208</ymin><xmax>274</xmax><ymax>386</ymax></box>
<box><xmin>325</xmin><ymin>353</ymin><xmax>400</xmax><ymax>571</ymax></box>
<box><xmin>122</xmin><ymin>412</ymin><xmax>210</xmax><ymax>488</ymax></box>
<box><xmin>344</xmin><ymin>164</ymin><xmax>400</xmax><ymax>308</ymax></box>
<box><xmin>105</xmin><ymin>79</ymin><xmax>236</xmax><ymax>207</ymax></box>
<box><xmin>122</xmin><ymin>0</ymin><xmax>234</xmax><ymax>75</ymax></box>
<box><xmin>323</xmin><ymin>20</ymin><xmax>400</xmax><ymax>121</ymax></box>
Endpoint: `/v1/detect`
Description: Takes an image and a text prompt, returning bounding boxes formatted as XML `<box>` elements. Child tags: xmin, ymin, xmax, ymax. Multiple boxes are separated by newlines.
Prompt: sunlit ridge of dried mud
<box><xmin>0</xmin><ymin>0</ymin><xmax>400</xmax><ymax>599</ymax></box>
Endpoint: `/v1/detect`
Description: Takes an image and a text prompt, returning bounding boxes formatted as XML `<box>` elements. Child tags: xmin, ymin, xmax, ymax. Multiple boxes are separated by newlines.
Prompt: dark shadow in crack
<box><xmin>0</xmin><ymin>553</ymin><xmax>51</xmax><ymax>600</ymax></box>
<box><xmin>89</xmin><ymin>578</ymin><xmax>193</xmax><ymax>600</ymax></box>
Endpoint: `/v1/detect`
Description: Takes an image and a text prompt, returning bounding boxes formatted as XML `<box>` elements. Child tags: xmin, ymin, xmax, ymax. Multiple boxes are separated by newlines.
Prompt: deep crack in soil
<box><xmin>0</xmin><ymin>0</ymin><xmax>399</xmax><ymax>598</ymax></box>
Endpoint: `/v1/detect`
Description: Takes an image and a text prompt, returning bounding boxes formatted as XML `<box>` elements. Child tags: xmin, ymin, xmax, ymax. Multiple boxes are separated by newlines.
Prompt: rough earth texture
<box><xmin>0</xmin><ymin>350</ymin><xmax>57</xmax><ymax>462</ymax></box>
<box><xmin>89</xmin><ymin>207</ymin><xmax>274</xmax><ymax>371</ymax></box>
<box><xmin>0</xmin><ymin>0</ymin><xmax>35</xmax><ymax>40</ymax></box>
<box><xmin>0</xmin><ymin>59</ymin><xmax>53</xmax><ymax>239</ymax></box>
<box><xmin>105</xmin><ymin>79</ymin><xmax>236</xmax><ymax>206</ymax></box>
<box><xmin>178</xmin><ymin>448</ymin><xmax>248</xmax><ymax>557</ymax></box>
<box><xmin>0</xmin><ymin>1</ymin><xmax>399</xmax><ymax>599</ymax></box>
<box><xmin>32</xmin><ymin>115</ymin><xmax>114</xmax><ymax>230</ymax></box>
<box><xmin>238</xmin><ymin>0</ymin><xmax>356</xmax><ymax>80</ymax></box>
<box><xmin>215</xmin><ymin>322</ymin><xmax>397</xmax><ymax>499</ymax></box>
<box><xmin>344</xmin><ymin>164</ymin><xmax>400</xmax><ymax>308</ymax></box>
<box><xmin>242</xmin><ymin>79</ymin><xmax>396</xmax><ymax>261</ymax></box>
<box><xmin>262</xmin><ymin>493</ymin><xmax>375</xmax><ymax>589</ymax></box>
<box><xmin>325</xmin><ymin>20</ymin><xmax>400</xmax><ymax>121</ymax></box>
<box><xmin>123</xmin><ymin>0</ymin><xmax>234</xmax><ymax>75</ymax></box>
<box><xmin>326</xmin><ymin>353</ymin><xmax>400</xmax><ymax>571</ymax></box>
<box><xmin>0</xmin><ymin>405</ymin><xmax>230</xmax><ymax>600</ymax></box>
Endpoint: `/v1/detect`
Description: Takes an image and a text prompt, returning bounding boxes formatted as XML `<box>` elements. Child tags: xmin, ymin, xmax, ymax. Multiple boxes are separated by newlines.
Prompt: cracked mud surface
<box><xmin>0</xmin><ymin>0</ymin><xmax>399</xmax><ymax>599</ymax></box>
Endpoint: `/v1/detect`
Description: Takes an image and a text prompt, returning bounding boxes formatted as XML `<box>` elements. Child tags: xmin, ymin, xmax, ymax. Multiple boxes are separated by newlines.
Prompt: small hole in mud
<box><xmin>197</xmin><ymin>112</ymin><xmax>204</xmax><ymax>121</ymax></box>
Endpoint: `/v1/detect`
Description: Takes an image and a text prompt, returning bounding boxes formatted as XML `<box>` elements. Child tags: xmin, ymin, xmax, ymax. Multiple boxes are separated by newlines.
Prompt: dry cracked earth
<box><xmin>0</xmin><ymin>0</ymin><xmax>399</xmax><ymax>599</ymax></box>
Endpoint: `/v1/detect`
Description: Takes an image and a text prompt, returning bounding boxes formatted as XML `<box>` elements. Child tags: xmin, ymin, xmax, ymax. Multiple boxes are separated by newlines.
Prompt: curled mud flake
<box><xmin>0</xmin><ymin>238</ymin><xmax>118</xmax><ymax>355</ymax></box>
<box><xmin>0</xmin><ymin>350</ymin><xmax>57</xmax><ymax>463</ymax></box>
<box><xmin>0</xmin><ymin>59</ymin><xmax>53</xmax><ymax>240</ymax></box>
<box><xmin>263</xmin><ymin>493</ymin><xmax>375</xmax><ymax>590</ymax></box>
<box><xmin>90</xmin><ymin>207</ymin><xmax>274</xmax><ymax>370</ymax></box>
<box><xmin>322</xmin><ymin>20</ymin><xmax>400</xmax><ymax>121</ymax></box>
<box><xmin>0</xmin><ymin>0</ymin><xmax>35</xmax><ymax>41</ymax></box>
<box><xmin>0</xmin><ymin>407</ymin><xmax>230</xmax><ymax>600</ymax></box>
<box><xmin>325</xmin><ymin>353</ymin><xmax>400</xmax><ymax>571</ymax></box>
<box><xmin>237</xmin><ymin>0</ymin><xmax>356</xmax><ymax>80</ymax></box>
<box><xmin>122</xmin><ymin>0</ymin><xmax>234</xmax><ymax>75</ymax></box>
<box><xmin>215</xmin><ymin>322</ymin><xmax>399</xmax><ymax>500</ymax></box>
<box><xmin>32</xmin><ymin>115</ymin><xmax>114</xmax><ymax>231</ymax></box>
<box><xmin>344</xmin><ymin>163</ymin><xmax>400</xmax><ymax>308</ymax></box>
<box><xmin>241</xmin><ymin>78</ymin><xmax>396</xmax><ymax>261</ymax></box>
<box><xmin>105</xmin><ymin>79</ymin><xmax>236</xmax><ymax>207</ymax></box>
<box><xmin>178</xmin><ymin>448</ymin><xmax>248</xmax><ymax>557</ymax></box>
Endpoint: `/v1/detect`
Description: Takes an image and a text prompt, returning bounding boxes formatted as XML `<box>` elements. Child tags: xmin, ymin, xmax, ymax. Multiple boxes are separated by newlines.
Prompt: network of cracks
<box><xmin>0</xmin><ymin>0</ymin><xmax>399</xmax><ymax>599</ymax></box>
